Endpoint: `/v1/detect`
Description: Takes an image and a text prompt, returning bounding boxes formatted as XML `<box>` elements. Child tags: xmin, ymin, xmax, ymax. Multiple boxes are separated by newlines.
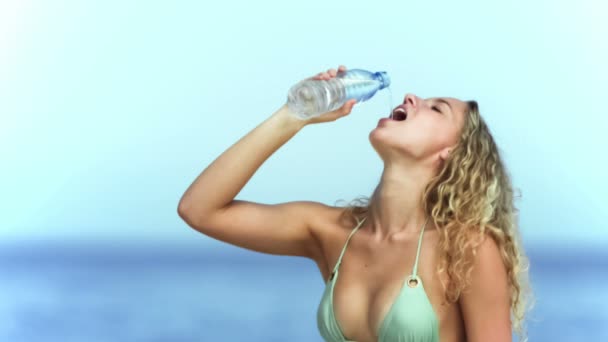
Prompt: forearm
<box><xmin>177</xmin><ymin>104</ymin><xmax>306</xmax><ymax>218</ymax></box>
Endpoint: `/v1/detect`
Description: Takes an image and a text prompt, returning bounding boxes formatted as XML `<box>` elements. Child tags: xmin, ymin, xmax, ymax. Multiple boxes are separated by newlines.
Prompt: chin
<box><xmin>369</xmin><ymin>127</ymin><xmax>404</xmax><ymax>146</ymax></box>
<box><xmin>368</xmin><ymin>128</ymin><xmax>387</xmax><ymax>148</ymax></box>
<box><xmin>369</xmin><ymin>131</ymin><xmax>402</xmax><ymax>157</ymax></box>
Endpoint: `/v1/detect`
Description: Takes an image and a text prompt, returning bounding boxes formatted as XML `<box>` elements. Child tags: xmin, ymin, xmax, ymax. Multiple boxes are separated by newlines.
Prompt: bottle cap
<box><xmin>375</xmin><ymin>71</ymin><xmax>391</xmax><ymax>89</ymax></box>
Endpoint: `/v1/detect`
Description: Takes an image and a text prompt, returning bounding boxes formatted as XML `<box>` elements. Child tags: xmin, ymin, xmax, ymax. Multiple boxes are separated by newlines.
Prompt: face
<box><xmin>369</xmin><ymin>93</ymin><xmax>468</xmax><ymax>164</ymax></box>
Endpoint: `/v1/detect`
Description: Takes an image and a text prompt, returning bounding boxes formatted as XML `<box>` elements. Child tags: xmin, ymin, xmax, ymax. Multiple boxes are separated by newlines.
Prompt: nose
<box><xmin>404</xmin><ymin>93</ymin><xmax>417</xmax><ymax>107</ymax></box>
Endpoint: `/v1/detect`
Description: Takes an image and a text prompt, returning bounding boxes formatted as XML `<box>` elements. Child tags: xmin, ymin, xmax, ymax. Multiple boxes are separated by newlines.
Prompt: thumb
<box><xmin>338</xmin><ymin>99</ymin><xmax>357</xmax><ymax>116</ymax></box>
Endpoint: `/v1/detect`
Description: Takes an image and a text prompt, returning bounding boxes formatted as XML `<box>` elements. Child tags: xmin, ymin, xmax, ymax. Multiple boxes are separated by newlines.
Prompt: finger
<box><xmin>338</xmin><ymin>99</ymin><xmax>357</xmax><ymax>115</ymax></box>
<box><xmin>345</xmin><ymin>99</ymin><xmax>357</xmax><ymax>113</ymax></box>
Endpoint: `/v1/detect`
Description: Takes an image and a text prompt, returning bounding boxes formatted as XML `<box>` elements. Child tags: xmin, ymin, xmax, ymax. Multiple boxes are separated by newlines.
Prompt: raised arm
<box><xmin>178</xmin><ymin>66</ymin><xmax>356</xmax><ymax>259</ymax></box>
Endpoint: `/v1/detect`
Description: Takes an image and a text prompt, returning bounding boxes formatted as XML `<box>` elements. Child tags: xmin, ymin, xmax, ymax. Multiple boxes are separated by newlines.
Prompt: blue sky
<box><xmin>1</xmin><ymin>0</ymin><xmax>605</xmax><ymax>247</ymax></box>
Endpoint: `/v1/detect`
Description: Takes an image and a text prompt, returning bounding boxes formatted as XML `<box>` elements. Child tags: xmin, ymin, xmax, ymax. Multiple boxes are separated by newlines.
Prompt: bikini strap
<box><xmin>332</xmin><ymin>216</ymin><xmax>367</xmax><ymax>275</ymax></box>
<box><xmin>411</xmin><ymin>217</ymin><xmax>430</xmax><ymax>277</ymax></box>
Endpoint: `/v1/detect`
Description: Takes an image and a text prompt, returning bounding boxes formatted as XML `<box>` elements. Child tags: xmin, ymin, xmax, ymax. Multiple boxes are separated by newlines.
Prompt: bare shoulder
<box><xmin>463</xmin><ymin>233</ymin><xmax>508</xmax><ymax>291</ymax></box>
<box><xmin>459</xmin><ymin>234</ymin><xmax>511</xmax><ymax>341</ymax></box>
<box><xmin>308</xmin><ymin>203</ymin><xmax>362</xmax><ymax>241</ymax></box>
<box><xmin>472</xmin><ymin>234</ymin><xmax>507</xmax><ymax>278</ymax></box>
<box><xmin>309</xmin><ymin>203</ymin><xmax>357</xmax><ymax>230</ymax></box>
<box><xmin>307</xmin><ymin>204</ymin><xmax>364</xmax><ymax>275</ymax></box>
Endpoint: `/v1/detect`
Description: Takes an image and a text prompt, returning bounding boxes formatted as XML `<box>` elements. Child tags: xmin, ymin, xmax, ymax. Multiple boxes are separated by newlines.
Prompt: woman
<box><xmin>177</xmin><ymin>65</ymin><xmax>531</xmax><ymax>342</ymax></box>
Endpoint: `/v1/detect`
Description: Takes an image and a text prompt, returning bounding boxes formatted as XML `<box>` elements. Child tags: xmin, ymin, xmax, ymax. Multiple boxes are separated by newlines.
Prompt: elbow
<box><xmin>178</xmin><ymin>196</ymin><xmax>224</xmax><ymax>228</ymax></box>
<box><xmin>177</xmin><ymin>199</ymin><xmax>212</xmax><ymax>229</ymax></box>
<box><xmin>177</xmin><ymin>199</ymin><xmax>194</xmax><ymax>222</ymax></box>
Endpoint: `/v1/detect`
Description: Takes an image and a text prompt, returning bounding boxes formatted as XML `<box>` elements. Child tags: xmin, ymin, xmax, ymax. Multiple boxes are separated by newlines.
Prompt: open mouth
<box><xmin>391</xmin><ymin>107</ymin><xmax>408</xmax><ymax>121</ymax></box>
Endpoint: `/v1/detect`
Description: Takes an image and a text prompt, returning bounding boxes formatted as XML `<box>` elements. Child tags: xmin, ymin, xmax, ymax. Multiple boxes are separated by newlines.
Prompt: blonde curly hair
<box><xmin>335</xmin><ymin>100</ymin><xmax>532</xmax><ymax>341</ymax></box>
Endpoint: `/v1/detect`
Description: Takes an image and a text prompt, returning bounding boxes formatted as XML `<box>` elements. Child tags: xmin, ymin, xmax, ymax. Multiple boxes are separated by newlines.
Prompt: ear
<box><xmin>439</xmin><ymin>147</ymin><xmax>452</xmax><ymax>161</ymax></box>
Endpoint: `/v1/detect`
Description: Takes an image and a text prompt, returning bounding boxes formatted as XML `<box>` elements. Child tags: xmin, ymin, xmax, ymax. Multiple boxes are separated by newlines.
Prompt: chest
<box><xmin>320</xmin><ymin>233</ymin><xmax>449</xmax><ymax>341</ymax></box>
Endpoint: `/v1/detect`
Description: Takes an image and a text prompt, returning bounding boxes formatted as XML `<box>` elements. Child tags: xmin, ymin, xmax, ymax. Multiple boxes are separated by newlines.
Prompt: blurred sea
<box><xmin>0</xmin><ymin>241</ymin><xmax>606</xmax><ymax>342</ymax></box>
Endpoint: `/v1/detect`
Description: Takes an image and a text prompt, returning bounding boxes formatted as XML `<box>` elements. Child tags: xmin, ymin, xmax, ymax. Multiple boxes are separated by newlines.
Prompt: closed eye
<box><xmin>431</xmin><ymin>106</ymin><xmax>442</xmax><ymax>113</ymax></box>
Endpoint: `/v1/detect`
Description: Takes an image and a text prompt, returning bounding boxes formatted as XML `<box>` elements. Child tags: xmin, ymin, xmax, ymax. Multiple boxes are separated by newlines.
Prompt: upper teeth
<box><xmin>393</xmin><ymin>107</ymin><xmax>407</xmax><ymax>119</ymax></box>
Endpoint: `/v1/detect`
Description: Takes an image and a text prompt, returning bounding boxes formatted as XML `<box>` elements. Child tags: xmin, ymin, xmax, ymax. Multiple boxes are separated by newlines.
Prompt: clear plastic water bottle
<box><xmin>286</xmin><ymin>68</ymin><xmax>391</xmax><ymax>120</ymax></box>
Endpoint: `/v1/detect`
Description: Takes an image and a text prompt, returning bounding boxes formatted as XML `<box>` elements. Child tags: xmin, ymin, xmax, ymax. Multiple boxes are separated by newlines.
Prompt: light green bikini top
<box><xmin>317</xmin><ymin>216</ymin><xmax>439</xmax><ymax>342</ymax></box>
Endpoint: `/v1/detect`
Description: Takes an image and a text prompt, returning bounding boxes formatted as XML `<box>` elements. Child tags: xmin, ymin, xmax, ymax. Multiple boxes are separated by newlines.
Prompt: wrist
<box><xmin>274</xmin><ymin>104</ymin><xmax>308</xmax><ymax>131</ymax></box>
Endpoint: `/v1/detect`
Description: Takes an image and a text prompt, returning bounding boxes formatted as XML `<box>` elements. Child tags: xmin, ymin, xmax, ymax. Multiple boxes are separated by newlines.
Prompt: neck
<box><xmin>367</xmin><ymin>162</ymin><xmax>436</xmax><ymax>240</ymax></box>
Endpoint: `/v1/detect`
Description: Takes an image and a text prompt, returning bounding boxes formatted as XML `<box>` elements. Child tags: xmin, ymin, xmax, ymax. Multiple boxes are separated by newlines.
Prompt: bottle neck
<box><xmin>374</xmin><ymin>71</ymin><xmax>390</xmax><ymax>90</ymax></box>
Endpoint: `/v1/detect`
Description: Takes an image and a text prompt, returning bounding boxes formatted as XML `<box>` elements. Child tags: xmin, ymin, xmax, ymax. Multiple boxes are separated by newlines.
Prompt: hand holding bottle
<box><xmin>291</xmin><ymin>65</ymin><xmax>358</xmax><ymax>125</ymax></box>
<box><xmin>285</xmin><ymin>65</ymin><xmax>390</xmax><ymax>123</ymax></box>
